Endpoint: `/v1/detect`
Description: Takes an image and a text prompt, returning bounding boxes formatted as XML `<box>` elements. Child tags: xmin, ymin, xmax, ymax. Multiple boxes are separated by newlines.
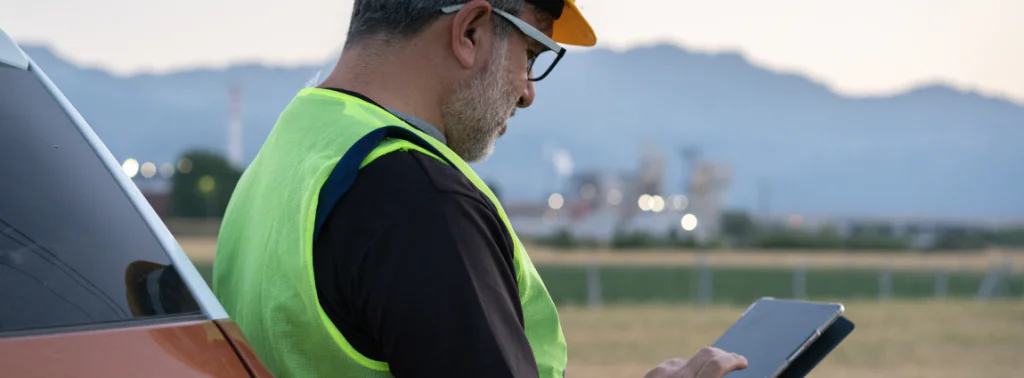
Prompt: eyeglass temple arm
<box><xmin>440</xmin><ymin>4</ymin><xmax>564</xmax><ymax>54</ymax></box>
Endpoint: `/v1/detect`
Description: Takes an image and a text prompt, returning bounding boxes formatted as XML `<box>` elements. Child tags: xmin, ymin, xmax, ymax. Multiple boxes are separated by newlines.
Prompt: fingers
<box><xmin>677</xmin><ymin>347</ymin><xmax>747</xmax><ymax>378</ymax></box>
<box><xmin>677</xmin><ymin>347</ymin><xmax>719</xmax><ymax>377</ymax></box>
<box><xmin>696</xmin><ymin>351</ymin><xmax>748</xmax><ymax>378</ymax></box>
<box><xmin>643</xmin><ymin>358</ymin><xmax>688</xmax><ymax>378</ymax></box>
<box><xmin>646</xmin><ymin>348</ymin><xmax>748</xmax><ymax>378</ymax></box>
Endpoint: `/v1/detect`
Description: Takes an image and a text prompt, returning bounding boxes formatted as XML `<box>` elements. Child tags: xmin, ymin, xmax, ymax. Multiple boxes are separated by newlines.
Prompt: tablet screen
<box><xmin>711</xmin><ymin>299</ymin><xmax>843</xmax><ymax>378</ymax></box>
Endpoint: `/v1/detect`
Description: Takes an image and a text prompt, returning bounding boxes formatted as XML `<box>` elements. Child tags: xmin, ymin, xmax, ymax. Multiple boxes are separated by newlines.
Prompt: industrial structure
<box><xmin>507</xmin><ymin>143</ymin><xmax>734</xmax><ymax>245</ymax></box>
<box><xmin>227</xmin><ymin>84</ymin><xmax>245</xmax><ymax>169</ymax></box>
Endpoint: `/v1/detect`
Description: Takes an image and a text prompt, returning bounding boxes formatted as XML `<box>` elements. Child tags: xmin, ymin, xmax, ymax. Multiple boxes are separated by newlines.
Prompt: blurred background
<box><xmin>4</xmin><ymin>0</ymin><xmax>1023</xmax><ymax>376</ymax></box>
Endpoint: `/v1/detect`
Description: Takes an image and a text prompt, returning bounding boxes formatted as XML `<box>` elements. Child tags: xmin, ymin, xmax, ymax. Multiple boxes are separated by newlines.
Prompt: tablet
<box><xmin>710</xmin><ymin>298</ymin><xmax>854</xmax><ymax>378</ymax></box>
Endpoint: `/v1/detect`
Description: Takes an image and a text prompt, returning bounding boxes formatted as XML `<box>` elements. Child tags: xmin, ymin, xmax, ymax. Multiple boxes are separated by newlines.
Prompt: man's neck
<box><xmin>319</xmin><ymin>43</ymin><xmax>446</xmax><ymax>135</ymax></box>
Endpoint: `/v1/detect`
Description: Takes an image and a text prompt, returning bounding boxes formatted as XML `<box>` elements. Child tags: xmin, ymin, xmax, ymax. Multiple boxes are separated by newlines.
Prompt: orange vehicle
<box><xmin>0</xmin><ymin>29</ymin><xmax>271</xmax><ymax>377</ymax></box>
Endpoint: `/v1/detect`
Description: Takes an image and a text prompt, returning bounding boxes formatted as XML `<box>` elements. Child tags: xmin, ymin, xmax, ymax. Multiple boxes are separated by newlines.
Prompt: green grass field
<box><xmin>558</xmin><ymin>300</ymin><xmax>1024</xmax><ymax>378</ymax></box>
<box><xmin>192</xmin><ymin>258</ymin><xmax>1024</xmax><ymax>377</ymax></box>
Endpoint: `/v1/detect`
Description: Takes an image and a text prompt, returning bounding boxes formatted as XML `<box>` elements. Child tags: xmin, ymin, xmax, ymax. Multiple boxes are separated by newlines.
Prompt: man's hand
<box><xmin>643</xmin><ymin>347</ymin><xmax>749</xmax><ymax>378</ymax></box>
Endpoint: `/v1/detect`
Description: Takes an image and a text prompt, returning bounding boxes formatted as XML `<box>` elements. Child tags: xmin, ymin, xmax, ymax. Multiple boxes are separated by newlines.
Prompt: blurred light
<box><xmin>140</xmin><ymin>162</ymin><xmax>157</xmax><ymax>178</ymax></box>
<box><xmin>651</xmin><ymin>195</ymin><xmax>666</xmax><ymax>212</ymax></box>
<box><xmin>673</xmin><ymin>195</ymin><xmax>689</xmax><ymax>210</ymax></box>
<box><xmin>789</xmin><ymin>214</ymin><xmax>804</xmax><ymax>228</ymax></box>
<box><xmin>122</xmin><ymin>159</ymin><xmax>139</xmax><ymax>178</ymax></box>
<box><xmin>543</xmin><ymin>210</ymin><xmax>558</xmax><ymax>224</ymax></box>
<box><xmin>681</xmin><ymin>214</ymin><xmax>698</xmax><ymax>231</ymax></box>
<box><xmin>178</xmin><ymin>158</ymin><xmax>194</xmax><ymax>174</ymax></box>
<box><xmin>551</xmin><ymin>149</ymin><xmax>574</xmax><ymax>178</ymax></box>
<box><xmin>638</xmin><ymin>194</ymin><xmax>652</xmax><ymax>211</ymax></box>
<box><xmin>159</xmin><ymin>163</ymin><xmax>175</xmax><ymax>178</ymax></box>
<box><xmin>607</xmin><ymin>189</ymin><xmax>622</xmax><ymax>205</ymax></box>
<box><xmin>580</xmin><ymin>184</ymin><xmax>596</xmax><ymax>200</ymax></box>
<box><xmin>548</xmin><ymin>193</ymin><xmax>564</xmax><ymax>210</ymax></box>
<box><xmin>198</xmin><ymin>175</ymin><xmax>216</xmax><ymax>194</ymax></box>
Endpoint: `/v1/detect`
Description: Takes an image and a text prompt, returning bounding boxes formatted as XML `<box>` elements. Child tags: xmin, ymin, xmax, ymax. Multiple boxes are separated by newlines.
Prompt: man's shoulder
<box><xmin>351</xmin><ymin>149</ymin><xmax>489</xmax><ymax>207</ymax></box>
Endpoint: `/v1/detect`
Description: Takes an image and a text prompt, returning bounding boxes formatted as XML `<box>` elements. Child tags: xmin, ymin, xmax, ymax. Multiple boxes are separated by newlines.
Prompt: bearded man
<box><xmin>212</xmin><ymin>1</ymin><xmax>748</xmax><ymax>377</ymax></box>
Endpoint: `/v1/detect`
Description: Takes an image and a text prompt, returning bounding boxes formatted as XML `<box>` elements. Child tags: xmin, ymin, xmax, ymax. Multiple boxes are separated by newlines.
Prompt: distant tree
<box><xmin>930</xmin><ymin>227</ymin><xmax>987</xmax><ymax>250</ymax></box>
<box><xmin>844</xmin><ymin>234</ymin><xmax>910</xmax><ymax>251</ymax></box>
<box><xmin>755</xmin><ymin>229</ymin><xmax>818</xmax><ymax>249</ymax></box>
<box><xmin>990</xmin><ymin>228</ymin><xmax>1024</xmax><ymax>247</ymax></box>
<box><xmin>611</xmin><ymin>229</ymin><xmax>661</xmax><ymax>249</ymax></box>
<box><xmin>666</xmin><ymin>227</ymin><xmax>700</xmax><ymax>249</ymax></box>
<box><xmin>850</xmin><ymin>222</ymin><xmax>895</xmax><ymax>239</ymax></box>
<box><xmin>815</xmin><ymin>224</ymin><xmax>844</xmax><ymax>249</ymax></box>
<box><xmin>538</xmin><ymin>228</ymin><xmax>577</xmax><ymax>249</ymax></box>
<box><xmin>720</xmin><ymin>210</ymin><xmax>757</xmax><ymax>245</ymax></box>
<box><xmin>754</xmin><ymin>221</ymin><xmax>910</xmax><ymax>251</ymax></box>
<box><xmin>170</xmin><ymin>150</ymin><xmax>243</xmax><ymax>218</ymax></box>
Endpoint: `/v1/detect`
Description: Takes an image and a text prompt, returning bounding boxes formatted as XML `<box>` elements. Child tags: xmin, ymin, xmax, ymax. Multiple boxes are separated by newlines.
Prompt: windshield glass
<box><xmin>0</xmin><ymin>65</ymin><xmax>200</xmax><ymax>334</ymax></box>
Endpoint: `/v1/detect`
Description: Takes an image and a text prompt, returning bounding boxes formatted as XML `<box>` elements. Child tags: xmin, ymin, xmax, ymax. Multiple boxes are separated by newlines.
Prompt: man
<box><xmin>213</xmin><ymin>1</ymin><xmax>748</xmax><ymax>377</ymax></box>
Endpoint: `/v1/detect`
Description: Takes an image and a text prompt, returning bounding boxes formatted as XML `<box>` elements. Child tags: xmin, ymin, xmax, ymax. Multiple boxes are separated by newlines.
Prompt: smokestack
<box><xmin>228</xmin><ymin>84</ymin><xmax>244</xmax><ymax>168</ymax></box>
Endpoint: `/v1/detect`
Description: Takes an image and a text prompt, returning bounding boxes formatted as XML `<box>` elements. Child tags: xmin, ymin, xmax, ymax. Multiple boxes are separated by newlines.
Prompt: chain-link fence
<box><xmin>533</xmin><ymin>251</ymin><xmax>1024</xmax><ymax>308</ymax></box>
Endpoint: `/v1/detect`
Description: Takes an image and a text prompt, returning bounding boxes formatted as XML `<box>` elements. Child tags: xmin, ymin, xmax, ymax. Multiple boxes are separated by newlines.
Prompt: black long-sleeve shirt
<box><xmin>311</xmin><ymin>91</ymin><xmax>539</xmax><ymax>377</ymax></box>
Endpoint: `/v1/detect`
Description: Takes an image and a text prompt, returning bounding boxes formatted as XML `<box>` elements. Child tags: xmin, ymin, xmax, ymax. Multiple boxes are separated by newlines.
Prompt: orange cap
<box><xmin>552</xmin><ymin>0</ymin><xmax>597</xmax><ymax>47</ymax></box>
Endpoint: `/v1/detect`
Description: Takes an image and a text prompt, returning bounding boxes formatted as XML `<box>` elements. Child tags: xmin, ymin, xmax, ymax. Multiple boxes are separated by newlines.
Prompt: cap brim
<box><xmin>552</xmin><ymin>1</ymin><xmax>597</xmax><ymax>47</ymax></box>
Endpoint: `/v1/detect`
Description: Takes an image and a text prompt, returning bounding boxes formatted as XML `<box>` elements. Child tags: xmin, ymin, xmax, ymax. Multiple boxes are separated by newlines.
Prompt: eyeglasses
<box><xmin>441</xmin><ymin>4</ymin><xmax>566</xmax><ymax>82</ymax></box>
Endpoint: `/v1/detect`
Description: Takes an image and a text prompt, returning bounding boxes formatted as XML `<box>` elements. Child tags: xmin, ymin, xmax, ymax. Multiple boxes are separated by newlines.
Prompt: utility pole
<box><xmin>758</xmin><ymin>178</ymin><xmax>771</xmax><ymax>222</ymax></box>
<box><xmin>228</xmin><ymin>84</ymin><xmax>244</xmax><ymax>168</ymax></box>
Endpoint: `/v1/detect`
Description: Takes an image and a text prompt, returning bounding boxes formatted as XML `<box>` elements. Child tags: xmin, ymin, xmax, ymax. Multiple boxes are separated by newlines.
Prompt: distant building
<box><xmin>685</xmin><ymin>162</ymin><xmax>732</xmax><ymax>244</ymax></box>
<box><xmin>508</xmin><ymin>148</ymin><xmax>734</xmax><ymax>245</ymax></box>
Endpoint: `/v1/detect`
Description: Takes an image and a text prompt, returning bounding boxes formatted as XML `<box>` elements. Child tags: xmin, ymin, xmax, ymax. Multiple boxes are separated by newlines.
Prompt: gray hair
<box><xmin>345</xmin><ymin>0</ymin><xmax>525</xmax><ymax>48</ymax></box>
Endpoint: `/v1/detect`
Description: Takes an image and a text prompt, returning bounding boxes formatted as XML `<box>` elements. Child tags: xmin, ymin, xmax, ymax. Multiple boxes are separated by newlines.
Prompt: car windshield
<box><xmin>0</xmin><ymin>64</ymin><xmax>200</xmax><ymax>335</ymax></box>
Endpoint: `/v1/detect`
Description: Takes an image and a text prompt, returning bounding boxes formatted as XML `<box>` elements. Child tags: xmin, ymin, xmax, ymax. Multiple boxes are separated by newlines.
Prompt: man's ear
<box><xmin>449</xmin><ymin>1</ymin><xmax>494</xmax><ymax>69</ymax></box>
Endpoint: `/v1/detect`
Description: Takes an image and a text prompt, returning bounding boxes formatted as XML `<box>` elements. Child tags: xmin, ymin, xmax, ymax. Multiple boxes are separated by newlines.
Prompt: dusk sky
<box><xmin>3</xmin><ymin>0</ymin><xmax>1022</xmax><ymax>103</ymax></box>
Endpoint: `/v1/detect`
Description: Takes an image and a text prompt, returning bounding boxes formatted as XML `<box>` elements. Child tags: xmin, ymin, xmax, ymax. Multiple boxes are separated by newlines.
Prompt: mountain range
<box><xmin>19</xmin><ymin>44</ymin><xmax>1024</xmax><ymax>220</ymax></box>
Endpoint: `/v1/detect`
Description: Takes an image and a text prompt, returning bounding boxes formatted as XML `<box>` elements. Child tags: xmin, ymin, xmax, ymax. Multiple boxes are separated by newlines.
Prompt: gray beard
<box><xmin>441</xmin><ymin>39</ymin><xmax>517</xmax><ymax>163</ymax></box>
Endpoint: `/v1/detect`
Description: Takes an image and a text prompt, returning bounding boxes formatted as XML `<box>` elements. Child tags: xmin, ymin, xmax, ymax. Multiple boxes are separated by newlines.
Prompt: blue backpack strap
<box><xmin>313</xmin><ymin>126</ymin><xmax>457</xmax><ymax>241</ymax></box>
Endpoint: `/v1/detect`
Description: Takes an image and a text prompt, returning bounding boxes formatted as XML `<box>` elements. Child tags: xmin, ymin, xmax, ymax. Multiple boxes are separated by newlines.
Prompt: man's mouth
<box><xmin>499</xmin><ymin>108</ymin><xmax>515</xmax><ymax>136</ymax></box>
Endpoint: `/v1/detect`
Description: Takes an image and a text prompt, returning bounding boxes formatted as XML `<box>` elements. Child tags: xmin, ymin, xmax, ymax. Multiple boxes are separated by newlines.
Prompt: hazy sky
<box><xmin>3</xmin><ymin>0</ymin><xmax>1022</xmax><ymax>103</ymax></box>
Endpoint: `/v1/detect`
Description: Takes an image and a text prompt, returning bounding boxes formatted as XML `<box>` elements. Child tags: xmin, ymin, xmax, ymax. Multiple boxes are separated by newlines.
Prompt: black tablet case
<box><xmin>777</xmin><ymin>315</ymin><xmax>856</xmax><ymax>378</ymax></box>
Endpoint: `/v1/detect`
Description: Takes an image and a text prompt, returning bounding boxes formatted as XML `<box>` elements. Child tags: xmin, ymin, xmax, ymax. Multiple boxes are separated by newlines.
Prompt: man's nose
<box><xmin>517</xmin><ymin>80</ymin><xmax>536</xmax><ymax>109</ymax></box>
